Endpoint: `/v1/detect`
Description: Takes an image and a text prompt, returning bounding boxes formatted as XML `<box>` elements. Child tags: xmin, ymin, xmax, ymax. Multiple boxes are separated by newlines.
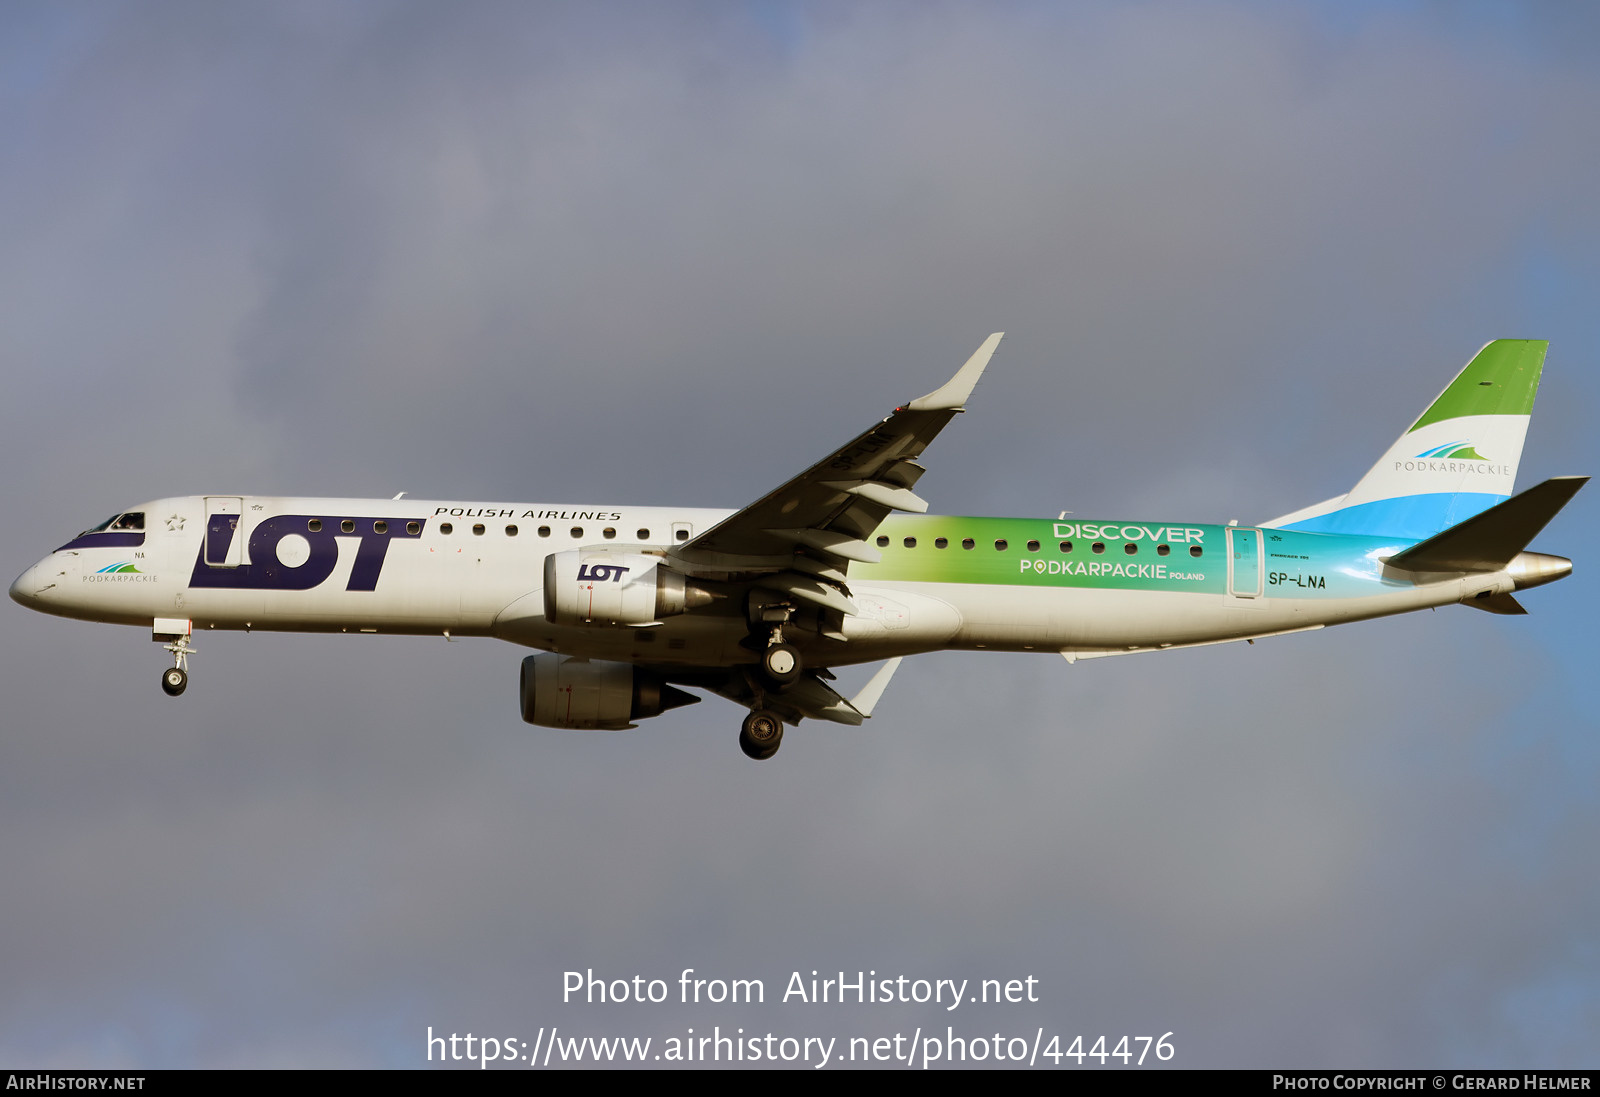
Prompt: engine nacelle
<box><xmin>519</xmin><ymin>653</ymin><xmax>699</xmax><ymax>730</ymax></box>
<box><xmin>542</xmin><ymin>551</ymin><xmax>709</xmax><ymax>626</ymax></box>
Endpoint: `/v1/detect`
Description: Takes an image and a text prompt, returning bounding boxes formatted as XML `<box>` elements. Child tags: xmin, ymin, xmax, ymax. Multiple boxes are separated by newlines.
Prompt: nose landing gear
<box><xmin>161</xmin><ymin>665</ymin><xmax>188</xmax><ymax>697</ymax></box>
<box><xmin>154</xmin><ymin>618</ymin><xmax>194</xmax><ymax>697</ymax></box>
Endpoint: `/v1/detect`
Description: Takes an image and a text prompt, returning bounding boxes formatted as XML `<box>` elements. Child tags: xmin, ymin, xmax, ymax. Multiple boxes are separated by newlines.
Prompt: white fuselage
<box><xmin>13</xmin><ymin>494</ymin><xmax>1516</xmax><ymax>671</ymax></box>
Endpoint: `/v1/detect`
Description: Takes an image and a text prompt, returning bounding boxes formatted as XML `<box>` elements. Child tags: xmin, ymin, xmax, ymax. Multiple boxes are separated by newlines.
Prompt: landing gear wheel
<box><xmin>159</xmin><ymin>630</ymin><xmax>196</xmax><ymax>697</ymax></box>
<box><xmin>761</xmin><ymin>642</ymin><xmax>802</xmax><ymax>690</ymax></box>
<box><xmin>739</xmin><ymin>709</ymin><xmax>784</xmax><ymax>760</ymax></box>
<box><xmin>161</xmin><ymin>666</ymin><xmax>188</xmax><ymax>697</ymax></box>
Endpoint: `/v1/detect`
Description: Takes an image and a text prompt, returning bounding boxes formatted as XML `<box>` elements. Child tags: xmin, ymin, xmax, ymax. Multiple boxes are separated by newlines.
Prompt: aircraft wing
<box><xmin>668</xmin><ymin>334</ymin><xmax>1003</xmax><ymax>611</ymax></box>
<box><xmin>698</xmin><ymin>657</ymin><xmax>906</xmax><ymax>726</ymax></box>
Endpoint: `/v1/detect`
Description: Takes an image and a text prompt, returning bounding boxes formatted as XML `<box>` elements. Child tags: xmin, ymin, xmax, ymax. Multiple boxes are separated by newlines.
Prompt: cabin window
<box><xmin>1123</xmin><ymin>543</ymin><xmax>1137</xmax><ymax>556</ymax></box>
<box><xmin>994</xmin><ymin>539</ymin><xmax>1008</xmax><ymax>551</ymax></box>
<box><xmin>877</xmin><ymin>536</ymin><xmax>890</xmax><ymax>547</ymax></box>
<box><xmin>1026</xmin><ymin>540</ymin><xmax>1040</xmax><ymax>552</ymax></box>
<box><xmin>1189</xmin><ymin>545</ymin><xmax>1203</xmax><ymax>558</ymax></box>
<box><xmin>506</xmin><ymin>525</ymin><xmax>518</xmax><ymax>537</ymax></box>
<box><xmin>472</xmin><ymin>524</ymin><xmax>484</xmax><ymax>536</ymax></box>
<box><xmin>440</xmin><ymin>523</ymin><xmax>453</xmax><ymax>535</ymax></box>
<box><xmin>962</xmin><ymin>538</ymin><xmax>975</xmax><ymax>550</ymax></box>
<box><xmin>1092</xmin><ymin>542</ymin><xmax>1105</xmax><ymax>554</ymax></box>
<box><xmin>538</xmin><ymin>526</ymin><xmax>551</xmax><ymax>537</ymax></box>
<box><xmin>341</xmin><ymin>519</ymin><xmax>355</xmax><ymax>533</ymax></box>
<box><xmin>373</xmin><ymin>521</ymin><xmax>388</xmax><ymax>535</ymax></box>
<box><xmin>903</xmin><ymin>537</ymin><xmax>917</xmax><ymax>548</ymax></box>
<box><xmin>935</xmin><ymin>537</ymin><xmax>948</xmax><ymax>549</ymax></box>
<box><xmin>676</xmin><ymin>529</ymin><xmax>689</xmax><ymax>542</ymax></box>
<box><xmin>570</xmin><ymin>527</ymin><xmax>583</xmax><ymax>539</ymax></box>
<box><xmin>1156</xmin><ymin>544</ymin><xmax>1170</xmax><ymax>556</ymax></box>
<box><xmin>308</xmin><ymin>519</ymin><xmax>322</xmax><ymax>533</ymax></box>
<box><xmin>1059</xmin><ymin>541</ymin><xmax>1072</xmax><ymax>553</ymax></box>
<box><xmin>407</xmin><ymin>522</ymin><xmax>420</xmax><ymax>535</ymax></box>
<box><xmin>603</xmin><ymin>527</ymin><xmax>616</xmax><ymax>540</ymax></box>
<box><xmin>636</xmin><ymin>528</ymin><xmax>650</xmax><ymax>540</ymax></box>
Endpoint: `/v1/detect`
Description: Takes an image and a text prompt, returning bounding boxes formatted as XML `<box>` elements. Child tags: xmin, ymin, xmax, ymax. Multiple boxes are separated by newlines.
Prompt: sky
<box><xmin>2</xmin><ymin>0</ymin><xmax>1597</xmax><ymax>1069</ymax></box>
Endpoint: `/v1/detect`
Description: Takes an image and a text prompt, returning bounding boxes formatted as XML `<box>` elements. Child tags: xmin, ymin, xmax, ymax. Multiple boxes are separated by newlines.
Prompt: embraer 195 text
<box><xmin>11</xmin><ymin>336</ymin><xmax>1585</xmax><ymax>759</ymax></box>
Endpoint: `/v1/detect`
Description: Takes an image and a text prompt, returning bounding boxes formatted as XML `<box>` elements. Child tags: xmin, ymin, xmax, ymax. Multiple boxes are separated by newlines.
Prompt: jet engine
<box><xmin>519</xmin><ymin>653</ymin><xmax>699</xmax><ymax>729</ymax></box>
<box><xmin>542</xmin><ymin>551</ymin><xmax>712</xmax><ymax>626</ymax></box>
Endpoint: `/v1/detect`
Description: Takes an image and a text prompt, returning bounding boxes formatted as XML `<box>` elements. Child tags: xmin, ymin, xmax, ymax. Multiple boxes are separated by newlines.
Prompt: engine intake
<box><xmin>519</xmin><ymin>653</ymin><xmax>699</xmax><ymax>729</ymax></box>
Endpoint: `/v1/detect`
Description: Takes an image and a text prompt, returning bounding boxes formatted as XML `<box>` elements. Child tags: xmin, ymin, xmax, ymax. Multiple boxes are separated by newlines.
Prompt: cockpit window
<box><xmin>62</xmin><ymin>510</ymin><xmax>147</xmax><ymax>551</ymax></box>
<box><xmin>78</xmin><ymin>515</ymin><xmax>120</xmax><ymax>537</ymax></box>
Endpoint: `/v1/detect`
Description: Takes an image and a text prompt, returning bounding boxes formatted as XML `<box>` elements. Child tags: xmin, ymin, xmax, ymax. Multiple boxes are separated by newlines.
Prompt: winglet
<box><xmin>907</xmin><ymin>333</ymin><xmax>1004</xmax><ymax>411</ymax></box>
<box><xmin>850</xmin><ymin>657</ymin><xmax>903</xmax><ymax>718</ymax></box>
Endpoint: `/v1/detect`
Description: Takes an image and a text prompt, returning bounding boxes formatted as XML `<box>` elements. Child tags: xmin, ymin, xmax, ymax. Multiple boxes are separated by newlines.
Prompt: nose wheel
<box><xmin>159</xmin><ymin>634</ymin><xmax>195</xmax><ymax>697</ymax></box>
<box><xmin>161</xmin><ymin>666</ymin><xmax>188</xmax><ymax>696</ymax></box>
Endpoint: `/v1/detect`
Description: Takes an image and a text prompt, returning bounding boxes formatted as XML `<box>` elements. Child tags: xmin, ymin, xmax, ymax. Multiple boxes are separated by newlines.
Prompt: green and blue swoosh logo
<box><xmin>1414</xmin><ymin>441</ymin><xmax>1486</xmax><ymax>460</ymax></box>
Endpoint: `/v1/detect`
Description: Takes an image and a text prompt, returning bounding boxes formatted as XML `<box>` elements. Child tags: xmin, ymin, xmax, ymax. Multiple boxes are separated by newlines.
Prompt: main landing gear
<box><xmin>739</xmin><ymin>709</ymin><xmax>784</xmax><ymax>761</ymax></box>
<box><xmin>761</xmin><ymin>642</ymin><xmax>802</xmax><ymax>688</ymax></box>
<box><xmin>753</xmin><ymin>600</ymin><xmax>803</xmax><ymax>689</ymax></box>
<box><xmin>741</xmin><ymin>597</ymin><xmax>802</xmax><ymax>758</ymax></box>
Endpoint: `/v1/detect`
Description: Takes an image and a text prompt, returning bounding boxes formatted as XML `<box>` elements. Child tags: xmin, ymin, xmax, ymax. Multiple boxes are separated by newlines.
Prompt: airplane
<box><xmin>9</xmin><ymin>335</ymin><xmax>1586</xmax><ymax>760</ymax></box>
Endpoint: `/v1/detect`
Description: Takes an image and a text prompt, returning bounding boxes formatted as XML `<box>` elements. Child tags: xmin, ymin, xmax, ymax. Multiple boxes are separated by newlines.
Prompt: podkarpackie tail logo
<box><xmin>1414</xmin><ymin>442</ymin><xmax>1486</xmax><ymax>460</ymax></box>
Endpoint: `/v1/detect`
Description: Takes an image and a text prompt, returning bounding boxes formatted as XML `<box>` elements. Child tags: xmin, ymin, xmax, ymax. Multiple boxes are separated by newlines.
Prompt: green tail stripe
<box><xmin>1407</xmin><ymin>340</ymin><xmax>1545</xmax><ymax>432</ymax></box>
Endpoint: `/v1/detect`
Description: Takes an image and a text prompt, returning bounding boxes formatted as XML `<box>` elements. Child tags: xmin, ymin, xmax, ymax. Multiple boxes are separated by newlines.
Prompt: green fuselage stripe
<box><xmin>858</xmin><ymin>516</ymin><xmax>1404</xmax><ymax>599</ymax></box>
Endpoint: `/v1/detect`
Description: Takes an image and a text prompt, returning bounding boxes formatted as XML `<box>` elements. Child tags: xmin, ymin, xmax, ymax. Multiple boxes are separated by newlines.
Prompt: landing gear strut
<box><xmin>748</xmin><ymin>594</ymin><xmax>804</xmax><ymax>691</ymax></box>
<box><xmin>739</xmin><ymin>709</ymin><xmax>784</xmax><ymax>760</ymax></box>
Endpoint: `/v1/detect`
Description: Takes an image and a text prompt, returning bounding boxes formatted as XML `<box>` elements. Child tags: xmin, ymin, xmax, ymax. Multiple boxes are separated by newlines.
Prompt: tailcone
<box><xmin>1507</xmin><ymin>551</ymin><xmax>1572</xmax><ymax>591</ymax></box>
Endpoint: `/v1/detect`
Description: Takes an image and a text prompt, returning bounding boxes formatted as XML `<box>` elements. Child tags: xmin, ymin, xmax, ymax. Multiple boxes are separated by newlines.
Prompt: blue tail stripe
<box><xmin>1281</xmin><ymin>492</ymin><xmax>1506</xmax><ymax>540</ymax></box>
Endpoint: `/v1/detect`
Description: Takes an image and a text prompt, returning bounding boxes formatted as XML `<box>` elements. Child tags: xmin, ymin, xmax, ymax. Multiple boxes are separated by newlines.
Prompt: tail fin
<box><xmin>1263</xmin><ymin>340</ymin><xmax>1546</xmax><ymax>540</ymax></box>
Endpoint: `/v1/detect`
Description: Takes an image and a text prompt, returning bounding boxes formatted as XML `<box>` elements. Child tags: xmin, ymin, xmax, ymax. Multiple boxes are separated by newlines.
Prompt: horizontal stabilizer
<box><xmin>1386</xmin><ymin>476</ymin><xmax>1587</xmax><ymax>573</ymax></box>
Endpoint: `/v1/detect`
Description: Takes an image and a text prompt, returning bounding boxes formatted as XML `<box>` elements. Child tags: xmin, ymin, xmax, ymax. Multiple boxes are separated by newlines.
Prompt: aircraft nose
<box><xmin>10</xmin><ymin>560</ymin><xmax>51</xmax><ymax>608</ymax></box>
